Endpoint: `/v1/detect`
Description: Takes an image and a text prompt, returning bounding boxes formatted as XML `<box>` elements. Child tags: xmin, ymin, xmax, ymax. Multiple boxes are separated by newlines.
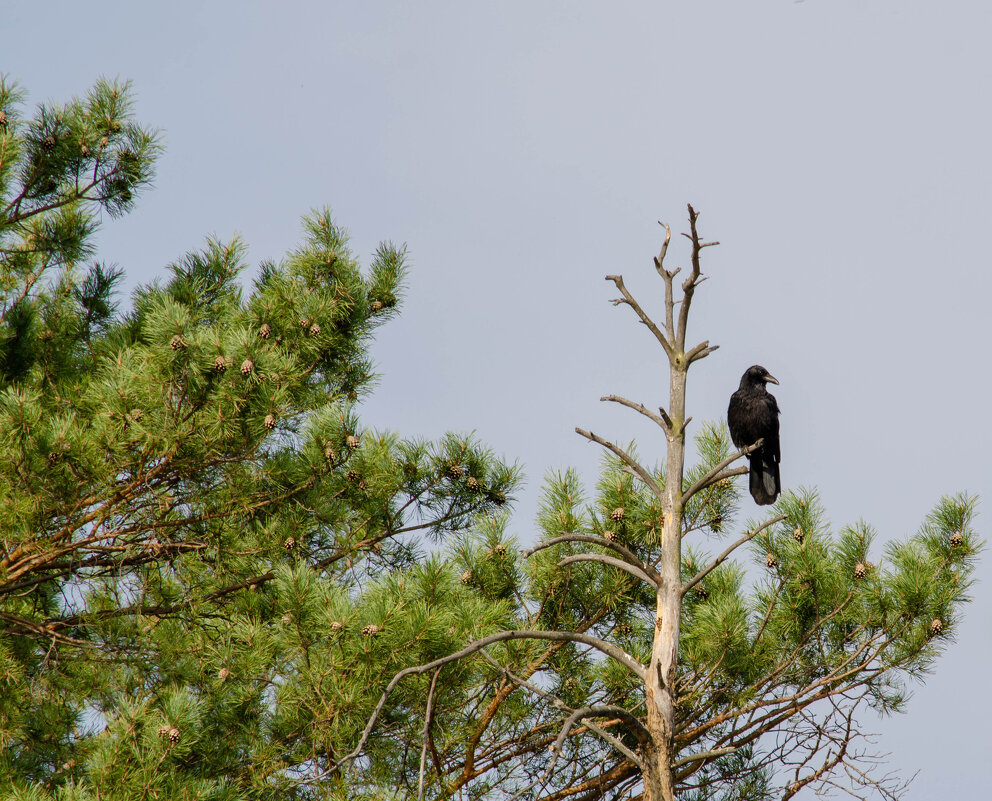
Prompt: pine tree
<box><xmin>0</xmin><ymin>78</ymin><xmax>518</xmax><ymax>799</ymax></box>
<box><xmin>348</xmin><ymin>207</ymin><xmax>980</xmax><ymax>801</ymax></box>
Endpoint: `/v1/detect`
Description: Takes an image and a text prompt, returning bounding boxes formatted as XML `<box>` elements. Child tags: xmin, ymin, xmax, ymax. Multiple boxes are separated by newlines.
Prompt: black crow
<box><xmin>727</xmin><ymin>365</ymin><xmax>781</xmax><ymax>506</ymax></box>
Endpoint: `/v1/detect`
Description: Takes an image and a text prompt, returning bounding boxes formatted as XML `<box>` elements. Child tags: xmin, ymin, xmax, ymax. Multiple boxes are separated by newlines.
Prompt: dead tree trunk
<box><xmin>601</xmin><ymin>207</ymin><xmax>719</xmax><ymax>801</ymax></box>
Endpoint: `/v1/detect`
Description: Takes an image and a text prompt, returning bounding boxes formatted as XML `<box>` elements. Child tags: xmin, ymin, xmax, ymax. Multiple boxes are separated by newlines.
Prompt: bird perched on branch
<box><xmin>728</xmin><ymin>365</ymin><xmax>781</xmax><ymax>505</ymax></box>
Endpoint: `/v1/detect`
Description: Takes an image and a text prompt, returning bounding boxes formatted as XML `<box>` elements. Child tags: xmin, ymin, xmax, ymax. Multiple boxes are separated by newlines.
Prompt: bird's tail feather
<box><xmin>749</xmin><ymin>453</ymin><xmax>780</xmax><ymax>506</ymax></box>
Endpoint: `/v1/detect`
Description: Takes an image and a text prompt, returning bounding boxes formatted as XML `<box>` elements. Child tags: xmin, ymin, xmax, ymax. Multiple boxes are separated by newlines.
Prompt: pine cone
<box><xmin>615</xmin><ymin>621</ymin><xmax>632</xmax><ymax>636</ymax></box>
<box><xmin>793</xmin><ymin>526</ymin><xmax>805</xmax><ymax>544</ymax></box>
<box><xmin>98</xmin><ymin>135</ymin><xmax>109</xmax><ymax>149</ymax></box>
<box><xmin>765</xmin><ymin>552</ymin><xmax>778</xmax><ymax>569</ymax></box>
<box><xmin>489</xmin><ymin>490</ymin><xmax>507</xmax><ymax>505</ymax></box>
<box><xmin>324</xmin><ymin>444</ymin><xmax>337</xmax><ymax>462</ymax></box>
<box><xmin>950</xmin><ymin>531</ymin><xmax>964</xmax><ymax>547</ymax></box>
<box><xmin>240</xmin><ymin>358</ymin><xmax>255</xmax><ymax>375</ymax></box>
<box><xmin>460</xmin><ymin>570</ymin><xmax>472</xmax><ymax>585</ymax></box>
<box><xmin>157</xmin><ymin>725</ymin><xmax>172</xmax><ymax>739</ymax></box>
<box><xmin>854</xmin><ymin>562</ymin><xmax>867</xmax><ymax>579</ymax></box>
<box><xmin>281</xmin><ymin>614</ymin><xmax>292</xmax><ymax>624</ymax></box>
<box><xmin>346</xmin><ymin>434</ymin><xmax>359</xmax><ymax>449</ymax></box>
<box><xmin>329</xmin><ymin>621</ymin><xmax>344</xmax><ymax>631</ymax></box>
<box><xmin>370</xmin><ymin>300</ymin><xmax>384</xmax><ymax>312</ymax></box>
<box><xmin>694</xmin><ymin>583</ymin><xmax>709</xmax><ymax>600</ymax></box>
<box><xmin>346</xmin><ymin>470</ymin><xmax>360</xmax><ymax>483</ymax></box>
<box><xmin>611</xmin><ymin>507</ymin><xmax>625</xmax><ymax>523</ymax></box>
<box><xmin>494</xmin><ymin>543</ymin><xmax>508</xmax><ymax>557</ymax></box>
<box><xmin>447</xmin><ymin>463</ymin><xmax>465</xmax><ymax>480</ymax></box>
<box><xmin>284</xmin><ymin>537</ymin><xmax>296</xmax><ymax>551</ymax></box>
<box><xmin>264</xmin><ymin>413</ymin><xmax>276</xmax><ymax>430</ymax></box>
<box><xmin>929</xmin><ymin>618</ymin><xmax>944</xmax><ymax>637</ymax></box>
<box><xmin>80</xmin><ymin>141</ymin><xmax>90</xmax><ymax>157</ymax></box>
<box><xmin>170</xmin><ymin>333</ymin><xmax>188</xmax><ymax>350</ymax></box>
<box><xmin>309</xmin><ymin>323</ymin><xmax>321</xmax><ymax>336</ymax></box>
<box><xmin>603</xmin><ymin>530</ymin><xmax>618</xmax><ymax>542</ymax></box>
<box><xmin>217</xmin><ymin>667</ymin><xmax>231</xmax><ymax>680</ymax></box>
<box><xmin>258</xmin><ymin>323</ymin><xmax>272</xmax><ymax>339</ymax></box>
<box><xmin>709</xmin><ymin>515</ymin><xmax>723</xmax><ymax>533</ymax></box>
<box><xmin>362</xmin><ymin>624</ymin><xmax>381</xmax><ymax>638</ymax></box>
<box><xmin>466</xmin><ymin>476</ymin><xmax>480</xmax><ymax>492</ymax></box>
<box><xmin>42</xmin><ymin>134</ymin><xmax>56</xmax><ymax>151</ymax></box>
<box><xmin>168</xmin><ymin>727</ymin><xmax>181</xmax><ymax>744</ymax></box>
<box><xmin>214</xmin><ymin>355</ymin><xmax>227</xmax><ymax>372</ymax></box>
<box><xmin>299</xmin><ymin>318</ymin><xmax>311</xmax><ymax>330</ymax></box>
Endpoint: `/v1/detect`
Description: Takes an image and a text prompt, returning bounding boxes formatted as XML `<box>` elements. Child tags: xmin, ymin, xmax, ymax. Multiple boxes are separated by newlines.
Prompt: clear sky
<box><xmin>3</xmin><ymin>1</ymin><xmax>989</xmax><ymax>796</ymax></box>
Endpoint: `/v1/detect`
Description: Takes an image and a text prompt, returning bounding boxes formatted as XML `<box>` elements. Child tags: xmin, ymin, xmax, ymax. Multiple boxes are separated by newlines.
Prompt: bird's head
<box><xmin>741</xmin><ymin>365</ymin><xmax>779</xmax><ymax>388</ymax></box>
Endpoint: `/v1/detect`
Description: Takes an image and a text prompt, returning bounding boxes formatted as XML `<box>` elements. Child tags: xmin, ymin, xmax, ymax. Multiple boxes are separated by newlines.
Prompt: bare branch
<box><xmin>684</xmin><ymin>340</ymin><xmax>720</xmax><ymax>364</ymax></box>
<box><xmin>337</xmin><ymin>628</ymin><xmax>646</xmax><ymax>770</ymax></box>
<box><xmin>675</xmin><ymin>204</ymin><xmax>715</xmax><ymax>352</ymax></box>
<box><xmin>671</xmin><ymin>747</ymin><xmax>737</xmax><ymax>770</ymax></box>
<box><xmin>604</xmin><ymin>274</ymin><xmax>675</xmax><ymax>361</ymax></box>
<box><xmin>600</xmin><ymin>394</ymin><xmax>672</xmax><ymax>436</ymax></box>
<box><xmin>417</xmin><ymin>667</ymin><xmax>442</xmax><ymax>801</ymax></box>
<box><xmin>575</xmin><ymin>427</ymin><xmax>664</xmax><ymax>504</ymax></box>
<box><xmin>511</xmin><ymin>704</ymin><xmax>649</xmax><ymax>801</ymax></box>
<box><xmin>479</xmin><ymin>651</ymin><xmax>650</xmax><ymax>763</ymax></box>
<box><xmin>681</xmin><ymin>514</ymin><xmax>786</xmax><ymax>597</ymax></box>
<box><xmin>682</xmin><ymin>439</ymin><xmax>765</xmax><ymax>504</ymax></box>
<box><xmin>558</xmin><ymin>553</ymin><xmax>659</xmax><ymax>591</ymax></box>
<box><xmin>523</xmin><ymin>534</ymin><xmax>659</xmax><ymax>581</ymax></box>
<box><xmin>652</xmin><ymin>221</ymin><xmax>672</xmax><ymax>278</ymax></box>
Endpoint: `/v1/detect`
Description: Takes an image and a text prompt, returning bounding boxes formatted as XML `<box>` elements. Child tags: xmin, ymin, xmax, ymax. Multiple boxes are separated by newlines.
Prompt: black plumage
<box><xmin>727</xmin><ymin>365</ymin><xmax>781</xmax><ymax>506</ymax></box>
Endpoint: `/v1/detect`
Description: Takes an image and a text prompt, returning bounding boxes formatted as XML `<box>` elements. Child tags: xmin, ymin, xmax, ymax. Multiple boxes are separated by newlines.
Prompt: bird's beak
<box><xmin>766</xmin><ymin>374</ymin><xmax>779</xmax><ymax>385</ymax></box>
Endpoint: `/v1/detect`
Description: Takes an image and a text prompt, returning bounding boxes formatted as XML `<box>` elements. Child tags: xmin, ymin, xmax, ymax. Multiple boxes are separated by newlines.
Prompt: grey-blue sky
<box><xmin>3</xmin><ymin>1</ymin><xmax>989</xmax><ymax>796</ymax></box>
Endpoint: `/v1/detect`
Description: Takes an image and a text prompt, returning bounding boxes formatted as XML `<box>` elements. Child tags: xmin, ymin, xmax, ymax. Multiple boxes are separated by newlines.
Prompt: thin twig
<box><xmin>417</xmin><ymin>667</ymin><xmax>442</xmax><ymax>801</ymax></box>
